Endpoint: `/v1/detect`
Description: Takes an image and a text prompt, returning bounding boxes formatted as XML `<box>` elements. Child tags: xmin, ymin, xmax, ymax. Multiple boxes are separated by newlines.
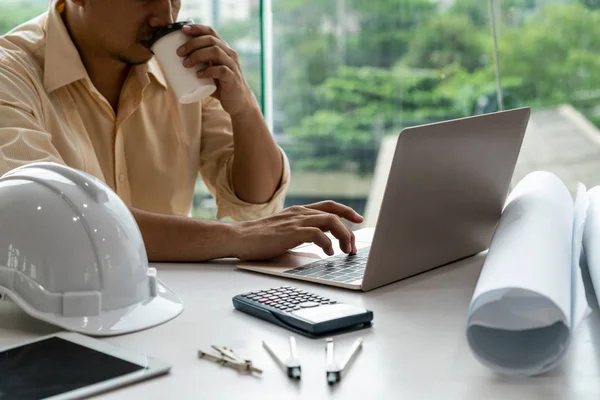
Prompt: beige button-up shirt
<box><xmin>0</xmin><ymin>1</ymin><xmax>289</xmax><ymax>220</ymax></box>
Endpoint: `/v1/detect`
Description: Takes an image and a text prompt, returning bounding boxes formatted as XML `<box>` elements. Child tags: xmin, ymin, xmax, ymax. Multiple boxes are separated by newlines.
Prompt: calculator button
<box><xmin>299</xmin><ymin>302</ymin><xmax>320</xmax><ymax>308</ymax></box>
<box><xmin>258</xmin><ymin>298</ymin><xmax>268</xmax><ymax>303</ymax></box>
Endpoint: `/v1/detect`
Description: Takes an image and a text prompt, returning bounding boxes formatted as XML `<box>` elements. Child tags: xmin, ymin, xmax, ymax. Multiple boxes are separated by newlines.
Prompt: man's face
<box><xmin>80</xmin><ymin>0</ymin><xmax>181</xmax><ymax>65</ymax></box>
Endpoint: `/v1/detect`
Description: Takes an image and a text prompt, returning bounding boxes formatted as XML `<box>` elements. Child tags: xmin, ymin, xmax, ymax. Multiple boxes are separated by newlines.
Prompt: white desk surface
<box><xmin>1</xmin><ymin>254</ymin><xmax>600</xmax><ymax>400</ymax></box>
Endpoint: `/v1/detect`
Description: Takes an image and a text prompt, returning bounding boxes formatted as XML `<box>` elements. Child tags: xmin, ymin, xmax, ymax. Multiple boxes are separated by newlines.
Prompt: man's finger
<box><xmin>182</xmin><ymin>24</ymin><xmax>224</xmax><ymax>41</ymax></box>
<box><xmin>177</xmin><ymin>35</ymin><xmax>236</xmax><ymax>60</ymax></box>
<box><xmin>305</xmin><ymin>201</ymin><xmax>364</xmax><ymax>223</ymax></box>
<box><xmin>302</xmin><ymin>214</ymin><xmax>354</xmax><ymax>254</ymax></box>
<box><xmin>300</xmin><ymin>227</ymin><xmax>334</xmax><ymax>256</ymax></box>
<box><xmin>184</xmin><ymin>46</ymin><xmax>238</xmax><ymax>72</ymax></box>
<box><xmin>198</xmin><ymin>65</ymin><xmax>235</xmax><ymax>84</ymax></box>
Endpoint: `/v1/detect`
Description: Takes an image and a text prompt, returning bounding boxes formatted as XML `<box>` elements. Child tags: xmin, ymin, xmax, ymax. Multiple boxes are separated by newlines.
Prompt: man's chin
<box><xmin>118</xmin><ymin>50</ymin><xmax>153</xmax><ymax>66</ymax></box>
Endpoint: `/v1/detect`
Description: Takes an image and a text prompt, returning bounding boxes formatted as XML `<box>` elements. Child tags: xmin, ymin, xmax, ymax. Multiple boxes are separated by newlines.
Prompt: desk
<box><xmin>1</xmin><ymin>255</ymin><xmax>599</xmax><ymax>399</ymax></box>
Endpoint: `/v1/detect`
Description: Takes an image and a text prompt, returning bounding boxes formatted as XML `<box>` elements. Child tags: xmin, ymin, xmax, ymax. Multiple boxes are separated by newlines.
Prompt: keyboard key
<box><xmin>307</xmin><ymin>271</ymin><xmax>331</xmax><ymax>278</ymax></box>
<box><xmin>293</xmin><ymin>271</ymin><xmax>313</xmax><ymax>276</ymax></box>
<box><xmin>299</xmin><ymin>302</ymin><xmax>320</xmax><ymax>308</ymax></box>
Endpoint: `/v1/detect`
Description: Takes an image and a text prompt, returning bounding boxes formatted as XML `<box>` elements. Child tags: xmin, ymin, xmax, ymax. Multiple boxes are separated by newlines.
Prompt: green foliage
<box><xmin>580</xmin><ymin>0</ymin><xmax>600</xmax><ymax>9</ymax></box>
<box><xmin>275</xmin><ymin>0</ymin><xmax>600</xmax><ymax>173</ymax></box>
<box><xmin>0</xmin><ymin>1</ymin><xmax>45</xmax><ymax>35</ymax></box>
<box><xmin>497</xmin><ymin>3</ymin><xmax>600</xmax><ymax>107</ymax></box>
<box><xmin>405</xmin><ymin>14</ymin><xmax>488</xmax><ymax>72</ymax></box>
<box><xmin>345</xmin><ymin>0</ymin><xmax>438</xmax><ymax>68</ymax></box>
<box><xmin>283</xmin><ymin>64</ymin><xmax>465</xmax><ymax>173</ymax></box>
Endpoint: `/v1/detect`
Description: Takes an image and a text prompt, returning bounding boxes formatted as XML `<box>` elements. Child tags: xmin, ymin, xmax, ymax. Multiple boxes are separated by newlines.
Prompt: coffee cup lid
<box><xmin>149</xmin><ymin>20</ymin><xmax>193</xmax><ymax>48</ymax></box>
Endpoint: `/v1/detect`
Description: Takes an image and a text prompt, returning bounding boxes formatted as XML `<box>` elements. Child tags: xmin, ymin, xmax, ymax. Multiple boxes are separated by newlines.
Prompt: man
<box><xmin>0</xmin><ymin>0</ymin><xmax>362</xmax><ymax>262</ymax></box>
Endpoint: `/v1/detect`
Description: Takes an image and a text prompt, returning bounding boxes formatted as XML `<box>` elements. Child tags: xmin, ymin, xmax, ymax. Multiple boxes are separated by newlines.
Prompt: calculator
<box><xmin>232</xmin><ymin>286</ymin><xmax>373</xmax><ymax>338</ymax></box>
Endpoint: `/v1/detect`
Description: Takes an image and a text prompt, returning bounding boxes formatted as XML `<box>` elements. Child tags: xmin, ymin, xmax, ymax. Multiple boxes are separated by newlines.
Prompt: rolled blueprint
<box><xmin>466</xmin><ymin>171</ymin><xmax>589</xmax><ymax>376</ymax></box>
<box><xmin>583</xmin><ymin>187</ymin><xmax>600</xmax><ymax>309</ymax></box>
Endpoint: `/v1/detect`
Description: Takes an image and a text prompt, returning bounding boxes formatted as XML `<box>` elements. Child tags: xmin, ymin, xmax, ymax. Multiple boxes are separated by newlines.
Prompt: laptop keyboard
<box><xmin>282</xmin><ymin>246</ymin><xmax>371</xmax><ymax>283</ymax></box>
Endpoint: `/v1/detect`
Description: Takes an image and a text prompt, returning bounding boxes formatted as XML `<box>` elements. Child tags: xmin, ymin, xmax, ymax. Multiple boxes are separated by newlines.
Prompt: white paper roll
<box><xmin>466</xmin><ymin>171</ymin><xmax>589</xmax><ymax>376</ymax></box>
<box><xmin>583</xmin><ymin>187</ymin><xmax>600</xmax><ymax>309</ymax></box>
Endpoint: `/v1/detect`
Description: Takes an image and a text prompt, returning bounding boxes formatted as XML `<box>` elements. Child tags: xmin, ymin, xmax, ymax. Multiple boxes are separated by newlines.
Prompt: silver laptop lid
<box><xmin>362</xmin><ymin>108</ymin><xmax>530</xmax><ymax>291</ymax></box>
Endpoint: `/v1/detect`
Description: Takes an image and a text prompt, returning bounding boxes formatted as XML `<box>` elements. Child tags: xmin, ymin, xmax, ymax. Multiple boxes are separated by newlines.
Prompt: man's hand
<box><xmin>178</xmin><ymin>24</ymin><xmax>255</xmax><ymax>117</ymax></box>
<box><xmin>232</xmin><ymin>201</ymin><xmax>364</xmax><ymax>261</ymax></box>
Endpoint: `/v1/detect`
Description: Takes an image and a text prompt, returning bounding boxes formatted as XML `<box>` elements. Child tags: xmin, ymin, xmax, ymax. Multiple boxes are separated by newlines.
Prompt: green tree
<box><xmin>272</xmin><ymin>0</ymin><xmax>439</xmax><ymax>133</ymax></box>
<box><xmin>579</xmin><ymin>0</ymin><xmax>600</xmax><ymax>9</ymax></box>
<box><xmin>284</xmin><ymin>64</ymin><xmax>460</xmax><ymax>173</ymax></box>
<box><xmin>345</xmin><ymin>0</ymin><xmax>438</xmax><ymax>68</ymax></box>
<box><xmin>497</xmin><ymin>3</ymin><xmax>600</xmax><ymax>108</ymax></box>
<box><xmin>405</xmin><ymin>13</ymin><xmax>488</xmax><ymax>72</ymax></box>
<box><xmin>276</xmin><ymin>0</ymin><xmax>488</xmax><ymax>173</ymax></box>
<box><xmin>0</xmin><ymin>1</ymin><xmax>46</xmax><ymax>35</ymax></box>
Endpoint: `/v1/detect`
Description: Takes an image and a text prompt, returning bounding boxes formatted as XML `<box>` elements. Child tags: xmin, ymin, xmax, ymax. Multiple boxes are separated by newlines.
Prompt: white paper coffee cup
<box><xmin>150</xmin><ymin>21</ymin><xmax>217</xmax><ymax>104</ymax></box>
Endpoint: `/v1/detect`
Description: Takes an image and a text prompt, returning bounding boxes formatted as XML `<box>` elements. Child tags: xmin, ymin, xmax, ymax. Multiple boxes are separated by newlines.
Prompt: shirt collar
<box><xmin>43</xmin><ymin>0</ymin><xmax>168</xmax><ymax>93</ymax></box>
<box><xmin>142</xmin><ymin>58</ymin><xmax>168</xmax><ymax>89</ymax></box>
<box><xmin>43</xmin><ymin>0</ymin><xmax>88</xmax><ymax>93</ymax></box>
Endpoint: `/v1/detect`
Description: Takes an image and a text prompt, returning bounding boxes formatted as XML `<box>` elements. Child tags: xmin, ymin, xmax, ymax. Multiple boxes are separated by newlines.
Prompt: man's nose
<box><xmin>148</xmin><ymin>0</ymin><xmax>176</xmax><ymax>27</ymax></box>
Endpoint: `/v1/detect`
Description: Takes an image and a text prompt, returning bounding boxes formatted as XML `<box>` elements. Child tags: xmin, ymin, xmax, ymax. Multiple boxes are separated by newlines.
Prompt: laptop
<box><xmin>237</xmin><ymin>107</ymin><xmax>530</xmax><ymax>291</ymax></box>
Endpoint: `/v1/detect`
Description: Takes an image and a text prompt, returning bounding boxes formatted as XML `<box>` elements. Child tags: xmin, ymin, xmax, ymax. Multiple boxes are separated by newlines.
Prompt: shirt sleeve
<box><xmin>198</xmin><ymin>96</ymin><xmax>290</xmax><ymax>221</ymax></box>
<box><xmin>0</xmin><ymin>63</ymin><xmax>64</xmax><ymax>176</ymax></box>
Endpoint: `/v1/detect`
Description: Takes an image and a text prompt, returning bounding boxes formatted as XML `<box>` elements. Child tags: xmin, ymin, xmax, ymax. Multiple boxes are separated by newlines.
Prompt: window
<box><xmin>267</xmin><ymin>0</ymin><xmax>600</xmax><ymax>225</ymax></box>
<box><xmin>0</xmin><ymin>0</ymin><xmax>46</xmax><ymax>35</ymax></box>
<box><xmin>271</xmin><ymin>0</ymin><xmax>494</xmax><ymax>225</ymax></box>
<box><xmin>492</xmin><ymin>0</ymin><xmax>600</xmax><ymax>195</ymax></box>
<box><xmin>182</xmin><ymin>0</ymin><xmax>262</xmax><ymax>219</ymax></box>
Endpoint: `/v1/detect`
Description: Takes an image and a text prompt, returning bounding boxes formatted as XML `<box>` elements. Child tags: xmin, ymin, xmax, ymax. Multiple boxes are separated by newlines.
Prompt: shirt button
<box><xmin>118</xmin><ymin>173</ymin><xmax>126</xmax><ymax>183</ymax></box>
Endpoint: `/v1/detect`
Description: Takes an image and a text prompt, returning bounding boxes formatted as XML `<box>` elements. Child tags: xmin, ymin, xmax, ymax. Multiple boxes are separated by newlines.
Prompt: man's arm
<box><xmin>130</xmin><ymin>208</ymin><xmax>238</xmax><ymax>261</ymax></box>
<box><xmin>133</xmin><ymin>201</ymin><xmax>363</xmax><ymax>262</ymax></box>
<box><xmin>179</xmin><ymin>24</ymin><xmax>284</xmax><ymax>204</ymax></box>
<box><xmin>230</xmin><ymin>105</ymin><xmax>283</xmax><ymax>204</ymax></box>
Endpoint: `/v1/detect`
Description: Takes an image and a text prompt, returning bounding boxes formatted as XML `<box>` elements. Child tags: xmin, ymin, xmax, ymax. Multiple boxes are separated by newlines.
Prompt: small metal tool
<box><xmin>262</xmin><ymin>336</ymin><xmax>302</xmax><ymax>380</ymax></box>
<box><xmin>197</xmin><ymin>345</ymin><xmax>262</xmax><ymax>375</ymax></box>
<box><xmin>325</xmin><ymin>337</ymin><xmax>363</xmax><ymax>384</ymax></box>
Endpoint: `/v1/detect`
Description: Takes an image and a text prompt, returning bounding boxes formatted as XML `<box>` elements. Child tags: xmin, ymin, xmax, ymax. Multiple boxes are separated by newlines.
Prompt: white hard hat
<box><xmin>0</xmin><ymin>162</ymin><xmax>183</xmax><ymax>336</ymax></box>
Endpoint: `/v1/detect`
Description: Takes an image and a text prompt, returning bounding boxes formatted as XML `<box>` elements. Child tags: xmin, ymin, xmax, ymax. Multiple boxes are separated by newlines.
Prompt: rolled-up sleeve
<box><xmin>198</xmin><ymin>97</ymin><xmax>290</xmax><ymax>221</ymax></box>
<box><xmin>0</xmin><ymin>63</ymin><xmax>64</xmax><ymax>175</ymax></box>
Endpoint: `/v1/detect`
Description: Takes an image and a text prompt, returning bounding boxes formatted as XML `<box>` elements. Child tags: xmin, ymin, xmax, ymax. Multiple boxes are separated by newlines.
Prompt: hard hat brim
<box><xmin>1</xmin><ymin>279</ymin><xmax>184</xmax><ymax>336</ymax></box>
